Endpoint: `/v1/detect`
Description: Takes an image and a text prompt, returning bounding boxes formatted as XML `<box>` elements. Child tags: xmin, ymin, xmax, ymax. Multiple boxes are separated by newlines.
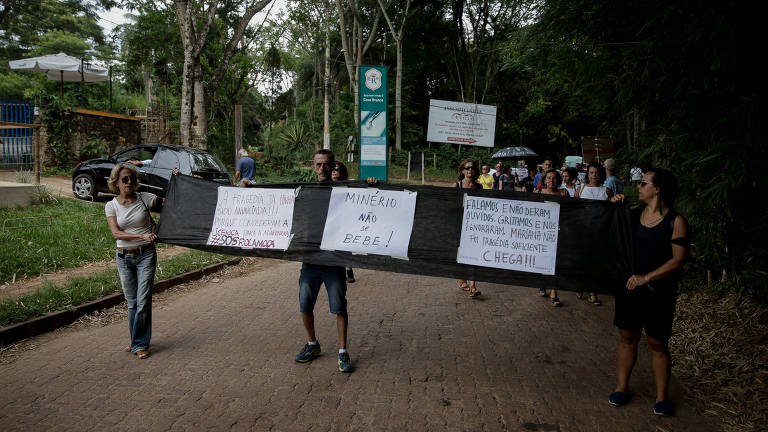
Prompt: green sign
<box><xmin>359</xmin><ymin>66</ymin><xmax>387</xmax><ymax>180</ymax></box>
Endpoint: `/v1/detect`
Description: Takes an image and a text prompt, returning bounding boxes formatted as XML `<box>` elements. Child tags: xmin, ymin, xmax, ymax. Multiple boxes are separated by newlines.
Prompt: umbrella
<box><xmin>491</xmin><ymin>146</ymin><xmax>538</xmax><ymax>160</ymax></box>
<box><xmin>9</xmin><ymin>52</ymin><xmax>108</xmax><ymax>100</ymax></box>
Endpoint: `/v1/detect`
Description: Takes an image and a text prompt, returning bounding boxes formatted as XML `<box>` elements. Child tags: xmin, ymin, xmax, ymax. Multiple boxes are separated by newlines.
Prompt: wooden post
<box><xmin>421</xmin><ymin>152</ymin><xmax>425</xmax><ymax>185</ymax></box>
<box><xmin>407</xmin><ymin>151</ymin><xmax>411</xmax><ymax>181</ymax></box>
<box><xmin>234</xmin><ymin>104</ymin><xmax>242</xmax><ymax>166</ymax></box>
<box><xmin>433</xmin><ymin>153</ymin><xmax>436</xmax><ymax>169</ymax></box>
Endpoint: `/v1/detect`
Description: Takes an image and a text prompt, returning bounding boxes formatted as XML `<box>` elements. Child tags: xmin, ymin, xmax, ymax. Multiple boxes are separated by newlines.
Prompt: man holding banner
<box><xmin>295</xmin><ymin>149</ymin><xmax>382</xmax><ymax>373</ymax></box>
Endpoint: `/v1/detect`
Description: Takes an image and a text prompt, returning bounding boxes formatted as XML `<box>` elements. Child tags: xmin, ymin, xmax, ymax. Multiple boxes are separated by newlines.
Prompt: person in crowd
<box><xmin>608</xmin><ymin>168</ymin><xmax>689</xmax><ymax>417</ymax></box>
<box><xmin>295</xmin><ymin>150</ymin><xmax>360</xmax><ymax>372</ymax></box>
<box><xmin>105</xmin><ymin>163</ymin><xmax>160</xmax><ymax>360</ymax></box>
<box><xmin>492</xmin><ymin>161</ymin><xmax>504</xmax><ymax>190</ymax></box>
<box><xmin>234</xmin><ymin>148</ymin><xmax>256</xmax><ymax>187</ymax></box>
<box><xmin>477</xmin><ymin>164</ymin><xmax>494</xmax><ymax>189</ymax></box>
<box><xmin>575</xmin><ymin>163</ymin><xmax>587</xmax><ymax>185</ymax></box>
<box><xmin>499</xmin><ymin>165</ymin><xmax>516</xmax><ymax>192</ymax></box>
<box><xmin>455</xmin><ymin>158</ymin><xmax>482</xmax><ymax>298</ymax></box>
<box><xmin>560</xmin><ymin>167</ymin><xmax>578</xmax><ymax>197</ymax></box>
<box><xmin>534</xmin><ymin>157</ymin><xmax>554</xmax><ymax>191</ymax></box>
<box><xmin>603</xmin><ymin>158</ymin><xmax>624</xmax><ymax>195</ymax></box>
<box><xmin>630</xmin><ymin>166</ymin><xmax>643</xmax><ymax>186</ymax></box>
<box><xmin>575</xmin><ymin>161</ymin><xmax>613</xmax><ymax>305</ymax></box>
<box><xmin>332</xmin><ymin>161</ymin><xmax>356</xmax><ymax>283</ymax></box>
<box><xmin>515</xmin><ymin>167</ymin><xmax>537</xmax><ymax>193</ymax></box>
<box><xmin>536</xmin><ymin>169</ymin><xmax>568</xmax><ymax>306</ymax></box>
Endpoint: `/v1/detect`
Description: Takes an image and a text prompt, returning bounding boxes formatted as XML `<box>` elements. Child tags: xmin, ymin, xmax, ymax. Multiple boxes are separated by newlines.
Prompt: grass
<box><xmin>0</xmin><ymin>249</ymin><xmax>230</xmax><ymax>327</ymax></box>
<box><xmin>0</xmin><ymin>198</ymin><xmax>117</xmax><ymax>283</ymax></box>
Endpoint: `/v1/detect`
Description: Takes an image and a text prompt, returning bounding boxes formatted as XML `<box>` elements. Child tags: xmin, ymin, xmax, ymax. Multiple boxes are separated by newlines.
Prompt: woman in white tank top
<box><xmin>560</xmin><ymin>167</ymin><xmax>578</xmax><ymax>197</ymax></box>
<box><xmin>574</xmin><ymin>162</ymin><xmax>613</xmax><ymax>306</ymax></box>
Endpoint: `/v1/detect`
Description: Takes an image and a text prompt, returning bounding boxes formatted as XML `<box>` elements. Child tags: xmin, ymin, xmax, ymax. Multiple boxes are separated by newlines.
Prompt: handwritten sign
<box><xmin>457</xmin><ymin>196</ymin><xmax>560</xmax><ymax>274</ymax></box>
<box><xmin>320</xmin><ymin>187</ymin><xmax>417</xmax><ymax>258</ymax></box>
<box><xmin>207</xmin><ymin>187</ymin><xmax>296</xmax><ymax>250</ymax></box>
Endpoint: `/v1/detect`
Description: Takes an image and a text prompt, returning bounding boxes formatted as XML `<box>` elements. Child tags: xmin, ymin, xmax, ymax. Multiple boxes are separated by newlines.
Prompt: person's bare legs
<box><xmin>301</xmin><ymin>312</ymin><xmax>316</xmax><ymax>342</ymax></box>
<box><xmin>647</xmin><ymin>335</ymin><xmax>671</xmax><ymax>402</ymax></box>
<box><xmin>616</xmin><ymin>328</ymin><xmax>641</xmax><ymax>393</ymax></box>
<box><xmin>336</xmin><ymin>312</ymin><xmax>348</xmax><ymax>349</ymax></box>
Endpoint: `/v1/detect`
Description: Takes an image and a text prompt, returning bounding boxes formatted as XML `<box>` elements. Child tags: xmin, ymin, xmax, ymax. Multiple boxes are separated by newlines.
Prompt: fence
<box><xmin>0</xmin><ymin>99</ymin><xmax>35</xmax><ymax>170</ymax></box>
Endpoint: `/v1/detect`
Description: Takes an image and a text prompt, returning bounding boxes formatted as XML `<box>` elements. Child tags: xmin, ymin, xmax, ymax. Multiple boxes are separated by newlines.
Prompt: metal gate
<box><xmin>0</xmin><ymin>99</ymin><xmax>35</xmax><ymax>170</ymax></box>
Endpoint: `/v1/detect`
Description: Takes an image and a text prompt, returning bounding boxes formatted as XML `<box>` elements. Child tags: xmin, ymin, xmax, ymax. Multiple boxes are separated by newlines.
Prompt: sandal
<box><xmin>576</xmin><ymin>291</ymin><xmax>584</xmax><ymax>299</ymax></box>
<box><xmin>469</xmin><ymin>290</ymin><xmax>482</xmax><ymax>298</ymax></box>
<box><xmin>589</xmin><ymin>294</ymin><xmax>602</xmax><ymax>306</ymax></box>
<box><xmin>550</xmin><ymin>297</ymin><xmax>562</xmax><ymax>307</ymax></box>
<box><xmin>124</xmin><ymin>345</ymin><xmax>132</xmax><ymax>353</ymax></box>
<box><xmin>136</xmin><ymin>349</ymin><xmax>150</xmax><ymax>360</ymax></box>
<box><xmin>537</xmin><ymin>288</ymin><xmax>546</xmax><ymax>297</ymax></box>
<box><xmin>458</xmin><ymin>281</ymin><xmax>470</xmax><ymax>291</ymax></box>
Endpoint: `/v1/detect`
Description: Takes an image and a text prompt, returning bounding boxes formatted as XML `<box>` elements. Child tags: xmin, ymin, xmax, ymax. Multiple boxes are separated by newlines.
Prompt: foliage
<box><xmin>14</xmin><ymin>170</ymin><xmax>34</xmax><ymax>184</ymax></box>
<box><xmin>80</xmin><ymin>131</ymin><xmax>108</xmax><ymax>160</ymax></box>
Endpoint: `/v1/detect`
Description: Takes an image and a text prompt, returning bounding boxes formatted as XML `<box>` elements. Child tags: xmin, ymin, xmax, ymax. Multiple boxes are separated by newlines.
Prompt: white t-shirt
<box><xmin>578</xmin><ymin>185</ymin><xmax>609</xmax><ymax>200</ymax></box>
<box><xmin>631</xmin><ymin>167</ymin><xmax>643</xmax><ymax>181</ymax></box>
<box><xmin>560</xmin><ymin>184</ymin><xmax>576</xmax><ymax>197</ymax></box>
<box><xmin>105</xmin><ymin>192</ymin><xmax>157</xmax><ymax>248</ymax></box>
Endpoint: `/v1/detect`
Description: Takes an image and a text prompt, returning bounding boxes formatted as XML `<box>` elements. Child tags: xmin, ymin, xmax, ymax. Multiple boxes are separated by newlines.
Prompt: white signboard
<box><xmin>457</xmin><ymin>196</ymin><xmax>560</xmax><ymax>274</ymax></box>
<box><xmin>320</xmin><ymin>187</ymin><xmax>417</xmax><ymax>258</ymax></box>
<box><xmin>427</xmin><ymin>99</ymin><xmax>497</xmax><ymax>148</ymax></box>
<box><xmin>207</xmin><ymin>187</ymin><xmax>296</xmax><ymax>250</ymax></box>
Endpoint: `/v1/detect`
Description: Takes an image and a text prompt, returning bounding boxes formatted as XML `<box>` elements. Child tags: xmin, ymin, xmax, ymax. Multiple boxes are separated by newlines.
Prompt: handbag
<box><xmin>138</xmin><ymin>193</ymin><xmax>158</xmax><ymax>234</ymax></box>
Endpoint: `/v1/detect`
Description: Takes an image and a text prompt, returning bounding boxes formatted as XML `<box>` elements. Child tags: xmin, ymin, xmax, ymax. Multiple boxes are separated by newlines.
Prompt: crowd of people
<box><xmin>104</xmin><ymin>149</ymin><xmax>688</xmax><ymax>416</ymax></box>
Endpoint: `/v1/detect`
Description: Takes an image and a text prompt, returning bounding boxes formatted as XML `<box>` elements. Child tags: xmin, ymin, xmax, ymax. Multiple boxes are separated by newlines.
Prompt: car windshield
<box><xmin>189</xmin><ymin>152</ymin><xmax>227</xmax><ymax>172</ymax></box>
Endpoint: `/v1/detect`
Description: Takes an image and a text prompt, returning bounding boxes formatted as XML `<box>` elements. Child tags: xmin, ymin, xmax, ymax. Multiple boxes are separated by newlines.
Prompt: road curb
<box><xmin>0</xmin><ymin>257</ymin><xmax>242</xmax><ymax>347</ymax></box>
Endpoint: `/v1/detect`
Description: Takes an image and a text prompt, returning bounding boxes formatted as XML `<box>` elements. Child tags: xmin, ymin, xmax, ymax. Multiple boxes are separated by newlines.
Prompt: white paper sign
<box><xmin>207</xmin><ymin>187</ymin><xmax>296</xmax><ymax>250</ymax></box>
<box><xmin>320</xmin><ymin>187</ymin><xmax>417</xmax><ymax>258</ymax></box>
<box><xmin>426</xmin><ymin>99</ymin><xmax>497</xmax><ymax>148</ymax></box>
<box><xmin>457</xmin><ymin>196</ymin><xmax>560</xmax><ymax>274</ymax></box>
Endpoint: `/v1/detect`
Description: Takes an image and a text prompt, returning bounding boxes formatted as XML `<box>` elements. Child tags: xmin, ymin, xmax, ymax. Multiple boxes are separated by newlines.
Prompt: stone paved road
<box><xmin>0</xmin><ymin>260</ymin><xmax>715</xmax><ymax>431</ymax></box>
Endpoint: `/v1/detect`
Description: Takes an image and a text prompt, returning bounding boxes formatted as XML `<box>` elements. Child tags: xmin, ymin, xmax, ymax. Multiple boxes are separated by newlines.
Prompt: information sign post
<box><xmin>359</xmin><ymin>66</ymin><xmax>388</xmax><ymax>180</ymax></box>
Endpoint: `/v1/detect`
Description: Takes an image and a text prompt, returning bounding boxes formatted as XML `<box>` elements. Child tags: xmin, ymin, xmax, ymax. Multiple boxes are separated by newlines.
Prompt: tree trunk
<box><xmin>323</xmin><ymin>28</ymin><xmax>331</xmax><ymax>150</ymax></box>
<box><xmin>395</xmin><ymin>39</ymin><xmax>403</xmax><ymax>150</ymax></box>
<box><xmin>192</xmin><ymin>62</ymin><xmax>207</xmax><ymax>149</ymax></box>
<box><xmin>176</xmin><ymin>0</ymin><xmax>194</xmax><ymax>147</ymax></box>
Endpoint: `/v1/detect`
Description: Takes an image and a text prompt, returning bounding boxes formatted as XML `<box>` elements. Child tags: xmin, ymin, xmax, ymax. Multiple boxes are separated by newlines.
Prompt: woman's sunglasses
<box><xmin>639</xmin><ymin>180</ymin><xmax>654</xmax><ymax>187</ymax></box>
<box><xmin>120</xmin><ymin>175</ymin><xmax>136</xmax><ymax>184</ymax></box>
<box><xmin>463</xmin><ymin>166</ymin><xmax>475</xmax><ymax>171</ymax></box>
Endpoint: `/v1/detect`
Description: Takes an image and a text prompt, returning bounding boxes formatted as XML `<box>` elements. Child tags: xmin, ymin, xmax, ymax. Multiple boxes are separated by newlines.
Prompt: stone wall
<box><xmin>37</xmin><ymin>109</ymin><xmax>141</xmax><ymax>167</ymax></box>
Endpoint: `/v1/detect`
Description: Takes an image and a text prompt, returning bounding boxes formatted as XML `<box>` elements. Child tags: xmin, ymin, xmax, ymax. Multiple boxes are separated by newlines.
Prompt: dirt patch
<box><xmin>0</xmin><ymin>246</ymin><xmax>190</xmax><ymax>301</ymax></box>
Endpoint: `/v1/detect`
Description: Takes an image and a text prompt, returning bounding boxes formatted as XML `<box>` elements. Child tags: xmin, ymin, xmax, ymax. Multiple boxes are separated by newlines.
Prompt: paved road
<box><xmin>0</xmin><ymin>260</ymin><xmax>715</xmax><ymax>431</ymax></box>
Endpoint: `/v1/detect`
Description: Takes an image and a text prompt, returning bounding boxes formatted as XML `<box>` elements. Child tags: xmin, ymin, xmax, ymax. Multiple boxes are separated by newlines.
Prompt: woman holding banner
<box><xmin>455</xmin><ymin>158</ymin><xmax>482</xmax><ymax>298</ymax></box>
<box><xmin>536</xmin><ymin>169</ymin><xmax>568</xmax><ymax>306</ymax></box>
<box><xmin>608</xmin><ymin>168</ymin><xmax>689</xmax><ymax>416</ymax></box>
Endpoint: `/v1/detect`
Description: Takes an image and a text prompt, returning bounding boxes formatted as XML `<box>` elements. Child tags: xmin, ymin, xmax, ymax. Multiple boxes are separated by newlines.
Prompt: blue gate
<box><xmin>0</xmin><ymin>99</ymin><xmax>35</xmax><ymax>170</ymax></box>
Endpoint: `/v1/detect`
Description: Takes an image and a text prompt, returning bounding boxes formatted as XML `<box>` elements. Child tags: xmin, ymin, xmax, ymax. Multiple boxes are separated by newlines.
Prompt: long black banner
<box><xmin>157</xmin><ymin>175</ymin><xmax>633</xmax><ymax>294</ymax></box>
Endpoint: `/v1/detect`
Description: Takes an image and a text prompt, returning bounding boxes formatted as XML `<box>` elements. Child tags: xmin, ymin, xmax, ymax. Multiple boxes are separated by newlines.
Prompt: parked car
<box><xmin>72</xmin><ymin>144</ymin><xmax>231</xmax><ymax>200</ymax></box>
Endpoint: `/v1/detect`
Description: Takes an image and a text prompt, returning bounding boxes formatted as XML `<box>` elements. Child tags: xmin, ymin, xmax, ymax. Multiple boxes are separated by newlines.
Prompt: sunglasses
<box><xmin>332</xmin><ymin>167</ymin><xmax>340</xmax><ymax>172</ymax></box>
<box><xmin>639</xmin><ymin>180</ymin><xmax>655</xmax><ymax>187</ymax></box>
<box><xmin>463</xmin><ymin>166</ymin><xmax>476</xmax><ymax>171</ymax></box>
<box><xmin>120</xmin><ymin>175</ymin><xmax>135</xmax><ymax>184</ymax></box>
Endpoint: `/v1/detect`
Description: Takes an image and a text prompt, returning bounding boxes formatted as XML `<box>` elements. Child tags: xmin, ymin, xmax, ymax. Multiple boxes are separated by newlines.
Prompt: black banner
<box><xmin>157</xmin><ymin>175</ymin><xmax>633</xmax><ymax>294</ymax></box>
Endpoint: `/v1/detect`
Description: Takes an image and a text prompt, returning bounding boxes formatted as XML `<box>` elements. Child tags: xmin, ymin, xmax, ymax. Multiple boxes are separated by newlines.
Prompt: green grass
<box><xmin>0</xmin><ymin>198</ymin><xmax>116</xmax><ymax>283</ymax></box>
<box><xmin>0</xmin><ymin>249</ymin><xmax>230</xmax><ymax>327</ymax></box>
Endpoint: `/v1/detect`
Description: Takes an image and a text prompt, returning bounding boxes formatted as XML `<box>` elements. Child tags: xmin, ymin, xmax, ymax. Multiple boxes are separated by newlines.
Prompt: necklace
<box><xmin>641</xmin><ymin>208</ymin><xmax>665</xmax><ymax>226</ymax></box>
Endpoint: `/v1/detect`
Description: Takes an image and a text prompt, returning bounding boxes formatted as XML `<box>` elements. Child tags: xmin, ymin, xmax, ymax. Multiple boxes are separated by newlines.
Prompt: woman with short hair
<box><xmin>608</xmin><ymin>168</ymin><xmax>690</xmax><ymax>416</ymax></box>
<box><xmin>455</xmin><ymin>158</ymin><xmax>482</xmax><ymax>298</ymax></box>
<box><xmin>560</xmin><ymin>167</ymin><xmax>578</xmax><ymax>197</ymax></box>
<box><xmin>477</xmin><ymin>164</ymin><xmax>494</xmax><ymax>189</ymax></box>
<box><xmin>105</xmin><ymin>163</ymin><xmax>159</xmax><ymax>360</ymax></box>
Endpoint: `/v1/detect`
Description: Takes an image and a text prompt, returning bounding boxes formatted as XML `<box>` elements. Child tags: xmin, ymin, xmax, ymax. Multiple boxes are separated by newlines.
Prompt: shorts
<box><xmin>299</xmin><ymin>263</ymin><xmax>347</xmax><ymax>315</ymax></box>
<box><xmin>613</xmin><ymin>282</ymin><xmax>677</xmax><ymax>340</ymax></box>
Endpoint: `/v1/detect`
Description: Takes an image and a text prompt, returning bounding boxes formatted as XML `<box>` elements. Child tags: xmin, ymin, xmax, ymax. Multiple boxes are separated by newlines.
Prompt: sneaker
<box><xmin>609</xmin><ymin>391</ymin><xmax>631</xmax><ymax>407</ymax></box>
<box><xmin>294</xmin><ymin>342</ymin><xmax>321</xmax><ymax>363</ymax></box>
<box><xmin>338</xmin><ymin>352</ymin><xmax>353</xmax><ymax>373</ymax></box>
<box><xmin>653</xmin><ymin>400</ymin><xmax>674</xmax><ymax>416</ymax></box>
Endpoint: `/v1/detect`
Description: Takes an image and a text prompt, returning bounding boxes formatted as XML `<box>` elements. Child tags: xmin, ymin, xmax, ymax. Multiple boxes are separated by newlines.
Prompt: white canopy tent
<box><xmin>8</xmin><ymin>52</ymin><xmax>109</xmax><ymax>101</ymax></box>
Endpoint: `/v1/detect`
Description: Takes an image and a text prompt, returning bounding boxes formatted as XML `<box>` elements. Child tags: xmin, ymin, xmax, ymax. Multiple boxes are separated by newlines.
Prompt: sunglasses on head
<box><xmin>120</xmin><ymin>175</ymin><xmax>135</xmax><ymax>184</ymax></box>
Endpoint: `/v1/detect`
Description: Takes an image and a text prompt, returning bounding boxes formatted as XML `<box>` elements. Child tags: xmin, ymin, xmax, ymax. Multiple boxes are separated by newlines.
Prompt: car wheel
<box><xmin>73</xmin><ymin>174</ymin><xmax>98</xmax><ymax>200</ymax></box>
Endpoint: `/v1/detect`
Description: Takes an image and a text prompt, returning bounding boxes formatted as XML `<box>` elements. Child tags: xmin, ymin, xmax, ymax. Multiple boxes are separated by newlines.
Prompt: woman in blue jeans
<box><xmin>105</xmin><ymin>163</ymin><xmax>159</xmax><ymax>360</ymax></box>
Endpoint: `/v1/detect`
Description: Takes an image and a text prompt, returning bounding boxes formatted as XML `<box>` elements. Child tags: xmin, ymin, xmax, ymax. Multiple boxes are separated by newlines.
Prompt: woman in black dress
<box><xmin>455</xmin><ymin>158</ymin><xmax>482</xmax><ymax>298</ymax></box>
<box><xmin>608</xmin><ymin>168</ymin><xmax>690</xmax><ymax>416</ymax></box>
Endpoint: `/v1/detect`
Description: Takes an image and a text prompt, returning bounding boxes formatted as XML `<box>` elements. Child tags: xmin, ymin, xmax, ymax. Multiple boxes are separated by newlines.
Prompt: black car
<box><xmin>72</xmin><ymin>144</ymin><xmax>231</xmax><ymax>200</ymax></box>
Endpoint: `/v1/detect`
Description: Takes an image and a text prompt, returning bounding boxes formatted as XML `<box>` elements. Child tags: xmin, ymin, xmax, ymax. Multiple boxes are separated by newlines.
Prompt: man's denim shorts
<box><xmin>299</xmin><ymin>263</ymin><xmax>348</xmax><ymax>315</ymax></box>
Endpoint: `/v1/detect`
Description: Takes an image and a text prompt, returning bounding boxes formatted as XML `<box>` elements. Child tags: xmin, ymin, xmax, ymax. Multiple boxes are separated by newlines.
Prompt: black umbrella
<box><xmin>491</xmin><ymin>146</ymin><xmax>538</xmax><ymax>160</ymax></box>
